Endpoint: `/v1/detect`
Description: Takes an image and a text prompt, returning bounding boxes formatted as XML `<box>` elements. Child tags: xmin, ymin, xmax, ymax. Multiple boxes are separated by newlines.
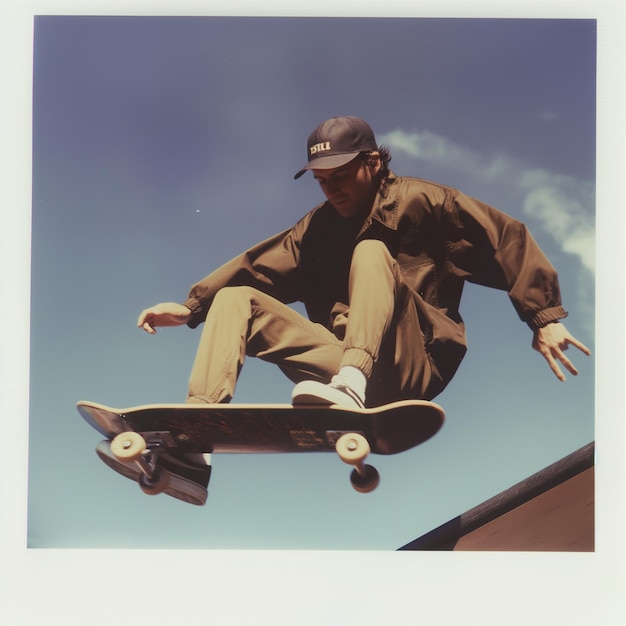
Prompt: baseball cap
<box><xmin>294</xmin><ymin>116</ymin><xmax>378</xmax><ymax>179</ymax></box>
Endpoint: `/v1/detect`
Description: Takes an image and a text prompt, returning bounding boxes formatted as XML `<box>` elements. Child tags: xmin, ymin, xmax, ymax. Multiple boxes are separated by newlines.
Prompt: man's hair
<box><xmin>363</xmin><ymin>145</ymin><xmax>392</xmax><ymax>177</ymax></box>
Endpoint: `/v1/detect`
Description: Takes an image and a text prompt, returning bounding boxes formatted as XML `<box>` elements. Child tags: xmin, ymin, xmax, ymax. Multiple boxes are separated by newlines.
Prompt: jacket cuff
<box><xmin>527</xmin><ymin>306</ymin><xmax>568</xmax><ymax>330</ymax></box>
<box><xmin>182</xmin><ymin>297</ymin><xmax>205</xmax><ymax>329</ymax></box>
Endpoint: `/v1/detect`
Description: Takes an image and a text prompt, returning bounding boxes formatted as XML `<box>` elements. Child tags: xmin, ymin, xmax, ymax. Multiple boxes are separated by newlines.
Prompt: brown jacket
<box><xmin>184</xmin><ymin>172</ymin><xmax>567</xmax><ymax>379</ymax></box>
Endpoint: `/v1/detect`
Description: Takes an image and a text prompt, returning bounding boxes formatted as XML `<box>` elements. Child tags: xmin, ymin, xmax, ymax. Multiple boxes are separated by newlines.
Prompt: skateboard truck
<box><xmin>110</xmin><ymin>430</ymin><xmax>380</xmax><ymax>495</ymax></box>
<box><xmin>335</xmin><ymin>433</ymin><xmax>380</xmax><ymax>493</ymax></box>
<box><xmin>110</xmin><ymin>431</ymin><xmax>170</xmax><ymax>495</ymax></box>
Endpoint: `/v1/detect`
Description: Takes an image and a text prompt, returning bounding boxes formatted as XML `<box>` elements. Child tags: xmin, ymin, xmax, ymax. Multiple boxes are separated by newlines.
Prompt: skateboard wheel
<box><xmin>336</xmin><ymin>433</ymin><xmax>370</xmax><ymax>465</ymax></box>
<box><xmin>350</xmin><ymin>465</ymin><xmax>380</xmax><ymax>493</ymax></box>
<box><xmin>110</xmin><ymin>432</ymin><xmax>147</xmax><ymax>462</ymax></box>
<box><xmin>138</xmin><ymin>467</ymin><xmax>169</xmax><ymax>496</ymax></box>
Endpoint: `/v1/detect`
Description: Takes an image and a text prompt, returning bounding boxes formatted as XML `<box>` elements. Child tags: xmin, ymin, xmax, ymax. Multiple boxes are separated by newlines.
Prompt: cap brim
<box><xmin>293</xmin><ymin>152</ymin><xmax>360</xmax><ymax>179</ymax></box>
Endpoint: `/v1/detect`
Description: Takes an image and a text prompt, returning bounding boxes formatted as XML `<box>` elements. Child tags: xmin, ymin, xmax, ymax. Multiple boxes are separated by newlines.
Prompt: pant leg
<box><xmin>338</xmin><ymin>239</ymin><xmax>441</xmax><ymax>405</ymax></box>
<box><xmin>338</xmin><ymin>239</ymin><xmax>396</xmax><ymax>377</ymax></box>
<box><xmin>367</xmin><ymin>276</ymin><xmax>443</xmax><ymax>405</ymax></box>
<box><xmin>187</xmin><ymin>286</ymin><xmax>343</xmax><ymax>403</ymax></box>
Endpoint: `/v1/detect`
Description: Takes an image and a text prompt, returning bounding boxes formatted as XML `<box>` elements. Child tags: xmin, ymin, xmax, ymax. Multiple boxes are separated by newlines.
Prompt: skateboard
<box><xmin>77</xmin><ymin>399</ymin><xmax>444</xmax><ymax>500</ymax></box>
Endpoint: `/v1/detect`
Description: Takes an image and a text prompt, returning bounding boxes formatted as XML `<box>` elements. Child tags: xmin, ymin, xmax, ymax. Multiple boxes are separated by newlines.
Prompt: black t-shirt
<box><xmin>298</xmin><ymin>204</ymin><xmax>365</xmax><ymax>327</ymax></box>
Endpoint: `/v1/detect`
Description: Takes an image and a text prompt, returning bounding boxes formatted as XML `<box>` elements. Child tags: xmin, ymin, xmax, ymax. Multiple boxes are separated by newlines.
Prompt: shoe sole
<box><xmin>95</xmin><ymin>441</ymin><xmax>208</xmax><ymax>506</ymax></box>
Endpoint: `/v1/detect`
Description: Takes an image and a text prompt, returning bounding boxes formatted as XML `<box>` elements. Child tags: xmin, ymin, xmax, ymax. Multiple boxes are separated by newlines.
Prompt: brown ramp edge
<box><xmin>398</xmin><ymin>442</ymin><xmax>594</xmax><ymax>552</ymax></box>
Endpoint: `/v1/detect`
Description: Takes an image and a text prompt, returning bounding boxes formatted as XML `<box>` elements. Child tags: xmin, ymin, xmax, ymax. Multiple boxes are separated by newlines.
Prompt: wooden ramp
<box><xmin>399</xmin><ymin>442</ymin><xmax>594</xmax><ymax>551</ymax></box>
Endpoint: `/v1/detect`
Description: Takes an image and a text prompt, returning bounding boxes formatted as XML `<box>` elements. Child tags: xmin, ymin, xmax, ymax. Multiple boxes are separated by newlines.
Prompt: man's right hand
<box><xmin>137</xmin><ymin>302</ymin><xmax>192</xmax><ymax>334</ymax></box>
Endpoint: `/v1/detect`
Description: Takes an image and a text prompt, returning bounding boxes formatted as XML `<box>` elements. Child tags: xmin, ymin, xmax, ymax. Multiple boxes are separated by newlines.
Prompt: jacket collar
<box><xmin>359</xmin><ymin>170</ymin><xmax>400</xmax><ymax>235</ymax></box>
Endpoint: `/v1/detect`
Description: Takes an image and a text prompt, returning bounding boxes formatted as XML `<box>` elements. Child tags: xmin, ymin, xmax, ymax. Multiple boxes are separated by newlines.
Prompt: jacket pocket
<box><xmin>398</xmin><ymin>257</ymin><xmax>439</xmax><ymax>308</ymax></box>
<box><xmin>411</xmin><ymin>290</ymin><xmax>467</xmax><ymax>383</ymax></box>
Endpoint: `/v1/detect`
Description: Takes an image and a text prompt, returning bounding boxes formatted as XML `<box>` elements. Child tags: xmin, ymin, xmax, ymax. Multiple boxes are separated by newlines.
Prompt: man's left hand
<box><xmin>532</xmin><ymin>322</ymin><xmax>591</xmax><ymax>381</ymax></box>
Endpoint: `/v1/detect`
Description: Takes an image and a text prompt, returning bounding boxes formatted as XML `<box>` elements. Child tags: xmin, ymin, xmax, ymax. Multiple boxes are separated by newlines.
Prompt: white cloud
<box><xmin>518</xmin><ymin>169</ymin><xmax>595</xmax><ymax>273</ymax></box>
<box><xmin>381</xmin><ymin>129</ymin><xmax>478</xmax><ymax>174</ymax></box>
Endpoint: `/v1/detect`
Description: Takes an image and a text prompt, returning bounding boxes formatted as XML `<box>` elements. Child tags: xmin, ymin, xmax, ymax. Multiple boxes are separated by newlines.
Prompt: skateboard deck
<box><xmin>77</xmin><ymin>399</ymin><xmax>444</xmax><ymax>499</ymax></box>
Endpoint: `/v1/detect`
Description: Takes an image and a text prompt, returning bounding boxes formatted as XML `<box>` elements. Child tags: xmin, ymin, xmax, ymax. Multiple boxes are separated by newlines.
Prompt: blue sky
<box><xmin>1</xmin><ymin>4</ymin><xmax>625</xmax><ymax>626</ymax></box>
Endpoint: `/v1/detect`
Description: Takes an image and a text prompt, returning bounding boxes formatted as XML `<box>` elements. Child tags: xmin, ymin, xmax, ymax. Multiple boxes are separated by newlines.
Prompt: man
<box><xmin>129</xmin><ymin>116</ymin><xmax>589</xmax><ymax>503</ymax></box>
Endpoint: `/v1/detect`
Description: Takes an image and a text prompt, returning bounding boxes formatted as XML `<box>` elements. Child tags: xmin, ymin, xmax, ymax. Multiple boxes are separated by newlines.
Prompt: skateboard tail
<box><xmin>77</xmin><ymin>401</ymin><xmax>127</xmax><ymax>438</ymax></box>
<box><xmin>370</xmin><ymin>403</ymin><xmax>444</xmax><ymax>454</ymax></box>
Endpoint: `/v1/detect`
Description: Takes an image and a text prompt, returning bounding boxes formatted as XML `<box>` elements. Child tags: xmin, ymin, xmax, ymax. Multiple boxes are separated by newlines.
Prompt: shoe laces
<box><xmin>329</xmin><ymin>377</ymin><xmax>365</xmax><ymax>408</ymax></box>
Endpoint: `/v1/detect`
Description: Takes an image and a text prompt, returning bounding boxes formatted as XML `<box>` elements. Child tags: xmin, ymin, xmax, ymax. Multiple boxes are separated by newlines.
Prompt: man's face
<box><xmin>313</xmin><ymin>155</ymin><xmax>380</xmax><ymax>218</ymax></box>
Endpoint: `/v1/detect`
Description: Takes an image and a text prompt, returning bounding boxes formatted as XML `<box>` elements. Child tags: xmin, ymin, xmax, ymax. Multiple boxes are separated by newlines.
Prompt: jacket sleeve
<box><xmin>443</xmin><ymin>189</ymin><xmax>567</xmax><ymax>330</ymax></box>
<box><xmin>182</xmin><ymin>225</ymin><xmax>304</xmax><ymax>328</ymax></box>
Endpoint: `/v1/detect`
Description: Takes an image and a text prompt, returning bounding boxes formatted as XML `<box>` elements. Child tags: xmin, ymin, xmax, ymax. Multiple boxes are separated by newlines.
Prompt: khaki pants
<box><xmin>187</xmin><ymin>240</ymin><xmax>443</xmax><ymax>406</ymax></box>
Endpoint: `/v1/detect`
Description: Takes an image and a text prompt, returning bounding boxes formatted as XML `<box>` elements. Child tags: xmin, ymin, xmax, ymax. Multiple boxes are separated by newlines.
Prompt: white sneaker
<box><xmin>291</xmin><ymin>377</ymin><xmax>365</xmax><ymax>408</ymax></box>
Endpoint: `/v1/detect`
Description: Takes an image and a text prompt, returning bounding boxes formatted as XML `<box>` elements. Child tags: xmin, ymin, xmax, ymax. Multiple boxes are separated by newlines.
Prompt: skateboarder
<box><xmin>134</xmin><ymin>115</ymin><xmax>590</xmax><ymax>501</ymax></box>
